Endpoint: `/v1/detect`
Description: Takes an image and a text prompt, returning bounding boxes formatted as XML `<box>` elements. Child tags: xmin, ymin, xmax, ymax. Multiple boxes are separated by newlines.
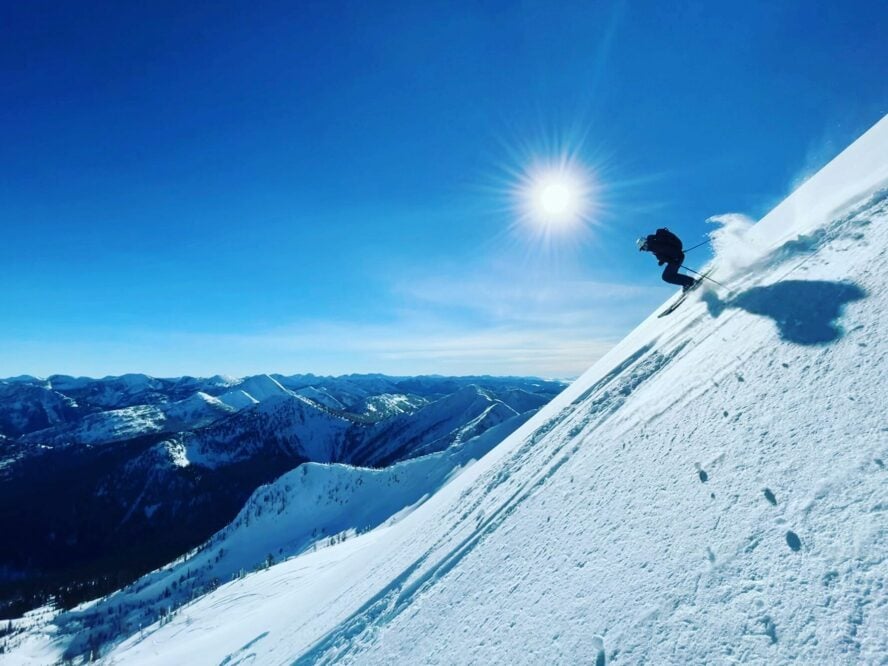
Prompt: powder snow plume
<box><xmin>705</xmin><ymin>212</ymin><xmax>764</xmax><ymax>278</ymax></box>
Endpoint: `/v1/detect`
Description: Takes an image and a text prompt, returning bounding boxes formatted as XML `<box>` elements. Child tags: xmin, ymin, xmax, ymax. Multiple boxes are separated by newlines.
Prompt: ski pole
<box><xmin>683</xmin><ymin>238</ymin><xmax>711</xmax><ymax>253</ymax></box>
<box><xmin>681</xmin><ymin>265</ymin><xmax>732</xmax><ymax>290</ymax></box>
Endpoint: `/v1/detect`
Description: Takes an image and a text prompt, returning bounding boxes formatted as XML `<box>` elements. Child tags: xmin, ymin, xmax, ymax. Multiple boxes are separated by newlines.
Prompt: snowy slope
<box><xmin>215</xmin><ymin>388</ymin><xmax>259</xmax><ymax>411</ymax></box>
<box><xmin>182</xmin><ymin>394</ymin><xmax>352</xmax><ymax>467</ymax></box>
<box><xmin>7</xmin><ymin>116</ymin><xmax>888</xmax><ymax>665</ymax></box>
<box><xmin>357</xmin><ymin>393</ymin><xmax>429</xmax><ymax>420</ymax></box>
<box><xmin>235</xmin><ymin>374</ymin><xmax>294</xmax><ymax>402</ymax></box>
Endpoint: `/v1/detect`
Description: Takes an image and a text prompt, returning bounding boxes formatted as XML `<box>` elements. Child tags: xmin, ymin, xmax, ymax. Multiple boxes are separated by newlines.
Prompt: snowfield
<box><xmin>4</xmin><ymin>115</ymin><xmax>888</xmax><ymax>664</ymax></box>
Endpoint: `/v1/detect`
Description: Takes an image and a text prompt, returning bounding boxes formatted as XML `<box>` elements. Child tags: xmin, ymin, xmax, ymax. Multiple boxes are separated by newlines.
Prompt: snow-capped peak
<box><xmin>235</xmin><ymin>374</ymin><xmax>294</xmax><ymax>402</ymax></box>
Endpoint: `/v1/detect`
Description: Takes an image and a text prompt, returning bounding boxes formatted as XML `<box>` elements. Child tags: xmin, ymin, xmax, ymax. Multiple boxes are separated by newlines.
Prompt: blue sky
<box><xmin>2</xmin><ymin>1</ymin><xmax>885</xmax><ymax>378</ymax></box>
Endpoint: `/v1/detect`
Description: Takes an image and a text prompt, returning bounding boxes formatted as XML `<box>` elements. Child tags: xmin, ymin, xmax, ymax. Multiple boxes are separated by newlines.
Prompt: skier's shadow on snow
<box><xmin>701</xmin><ymin>280</ymin><xmax>865</xmax><ymax>345</ymax></box>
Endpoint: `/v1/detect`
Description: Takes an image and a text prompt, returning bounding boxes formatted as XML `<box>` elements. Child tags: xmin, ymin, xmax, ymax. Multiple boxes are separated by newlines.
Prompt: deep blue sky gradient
<box><xmin>2</xmin><ymin>1</ymin><xmax>885</xmax><ymax>377</ymax></box>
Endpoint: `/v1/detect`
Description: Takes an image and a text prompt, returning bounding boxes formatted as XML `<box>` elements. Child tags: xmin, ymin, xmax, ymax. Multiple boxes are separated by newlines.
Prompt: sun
<box><xmin>534</xmin><ymin>177</ymin><xmax>580</xmax><ymax>221</ymax></box>
<box><xmin>516</xmin><ymin>161</ymin><xmax>597</xmax><ymax>234</ymax></box>
<box><xmin>488</xmin><ymin>130</ymin><xmax>607</xmax><ymax>248</ymax></box>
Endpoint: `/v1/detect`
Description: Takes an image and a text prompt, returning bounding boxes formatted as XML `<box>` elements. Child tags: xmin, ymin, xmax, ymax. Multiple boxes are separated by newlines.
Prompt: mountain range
<box><xmin>0</xmin><ymin>373</ymin><xmax>563</xmax><ymax>621</ymax></box>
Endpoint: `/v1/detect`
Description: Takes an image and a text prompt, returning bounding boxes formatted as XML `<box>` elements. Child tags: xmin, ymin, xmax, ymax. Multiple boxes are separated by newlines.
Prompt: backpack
<box><xmin>653</xmin><ymin>228</ymin><xmax>682</xmax><ymax>251</ymax></box>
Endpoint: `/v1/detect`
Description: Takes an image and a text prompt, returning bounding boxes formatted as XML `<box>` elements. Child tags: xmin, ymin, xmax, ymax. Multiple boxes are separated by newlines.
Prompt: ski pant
<box><xmin>662</xmin><ymin>261</ymin><xmax>695</xmax><ymax>289</ymax></box>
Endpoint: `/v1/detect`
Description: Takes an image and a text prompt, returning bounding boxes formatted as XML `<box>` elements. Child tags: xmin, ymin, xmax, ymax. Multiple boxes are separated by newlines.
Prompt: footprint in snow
<box><xmin>763</xmin><ymin>488</ymin><xmax>777</xmax><ymax>505</ymax></box>
<box><xmin>694</xmin><ymin>463</ymin><xmax>708</xmax><ymax>483</ymax></box>
<box><xmin>590</xmin><ymin>635</ymin><xmax>606</xmax><ymax>666</ymax></box>
<box><xmin>762</xmin><ymin>615</ymin><xmax>778</xmax><ymax>644</ymax></box>
<box><xmin>785</xmin><ymin>531</ymin><xmax>802</xmax><ymax>551</ymax></box>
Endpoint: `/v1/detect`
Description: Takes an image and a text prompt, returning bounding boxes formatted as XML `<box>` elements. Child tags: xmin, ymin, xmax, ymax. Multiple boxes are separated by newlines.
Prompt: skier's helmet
<box><xmin>635</xmin><ymin>237</ymin><xmax>648</xmax><ymax>251</ymax></box>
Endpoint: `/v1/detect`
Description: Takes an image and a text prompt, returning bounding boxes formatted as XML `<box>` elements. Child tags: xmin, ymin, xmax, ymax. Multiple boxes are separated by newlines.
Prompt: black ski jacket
<box><xmin>645</xmin><ymin>228</ymin><xmax>684</xmax><ymax>265</ymax></box>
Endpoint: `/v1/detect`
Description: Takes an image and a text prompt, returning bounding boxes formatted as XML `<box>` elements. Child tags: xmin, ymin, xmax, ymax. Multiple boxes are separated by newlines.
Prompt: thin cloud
<box><xmin>1</xmin><ymin>268</ymin><xmax>660</xmax><ymax>378</ymax></box>
<box><xmin>185</xmin><ymin>320</ymin><xmax>618</xmax><ymax>378</ymax></box>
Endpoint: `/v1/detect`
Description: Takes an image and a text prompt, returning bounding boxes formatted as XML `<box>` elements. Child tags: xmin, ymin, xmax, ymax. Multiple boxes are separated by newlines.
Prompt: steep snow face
<box><xmin>74</xmin><ymin>116</ymin><xmax>888</xmax><ymax>666</ymax></box>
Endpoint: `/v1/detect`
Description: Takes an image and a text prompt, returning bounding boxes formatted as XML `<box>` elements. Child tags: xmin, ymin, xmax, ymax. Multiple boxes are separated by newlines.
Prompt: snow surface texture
<box><xmin>6</xmin><ymin>116</ymin><xmax>888</xmax><ymax>665</ymax></box>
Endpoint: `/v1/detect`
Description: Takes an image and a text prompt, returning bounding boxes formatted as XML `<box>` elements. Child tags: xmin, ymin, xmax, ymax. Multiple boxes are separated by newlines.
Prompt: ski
<box><xmin>657</xmin><ymin>268</ymin><xmax>714</xmax><ymax>318</ymax></box>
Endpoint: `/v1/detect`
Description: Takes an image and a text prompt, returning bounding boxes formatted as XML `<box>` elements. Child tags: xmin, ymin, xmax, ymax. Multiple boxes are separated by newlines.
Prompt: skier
<box><xmin>636</xmin><ymin>228</ymin><xmax>697</xmax><ymax>292</ymax></box>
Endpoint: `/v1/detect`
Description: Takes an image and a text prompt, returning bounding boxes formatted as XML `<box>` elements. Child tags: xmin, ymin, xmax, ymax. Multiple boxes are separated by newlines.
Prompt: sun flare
<box><xmin>533</xmin><ymin>176</ymin><xmax>580</xmax><ymax>221</ymax></box>
<box><xmin>516</xmin><ymin>160</ymin><xmax>597</xmax><ymax>235</ymax></box>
